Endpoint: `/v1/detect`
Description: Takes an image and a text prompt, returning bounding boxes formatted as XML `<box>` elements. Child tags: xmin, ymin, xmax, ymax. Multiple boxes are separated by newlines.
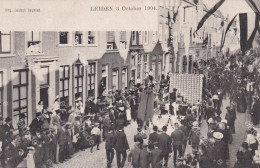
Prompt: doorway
<box><xmin>40</xmin><ymin>87</ymin><xmax>49</xmax><ymax>109</ymax></box>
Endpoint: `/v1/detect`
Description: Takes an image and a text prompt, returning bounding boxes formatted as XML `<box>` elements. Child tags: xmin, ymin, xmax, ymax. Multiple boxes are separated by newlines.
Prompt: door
<box><xmin>40</xmin><ymin>87</ymin><xmax>49</xmax><ymax>109</ymax></box>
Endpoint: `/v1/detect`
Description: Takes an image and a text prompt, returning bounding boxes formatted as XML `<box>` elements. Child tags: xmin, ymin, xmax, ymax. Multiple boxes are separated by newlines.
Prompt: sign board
<box><xmin>169</xmin><ymin>73</ymin><xmax>204</xmax><ymax>104</ymax></box>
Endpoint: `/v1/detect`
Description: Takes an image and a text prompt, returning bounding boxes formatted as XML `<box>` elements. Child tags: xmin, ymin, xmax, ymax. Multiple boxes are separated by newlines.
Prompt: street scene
<box><xmin>0</xmin><ymin>0</ymin><xmax>260</xmax><ymax>168</ymax></box>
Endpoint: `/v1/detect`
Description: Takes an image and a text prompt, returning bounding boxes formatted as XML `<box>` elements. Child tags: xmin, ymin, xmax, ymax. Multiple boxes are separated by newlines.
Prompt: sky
<box><xmin>203</xmin><ymin>0</ymin><xmax>254</xmax><ymax>19</ymax></box>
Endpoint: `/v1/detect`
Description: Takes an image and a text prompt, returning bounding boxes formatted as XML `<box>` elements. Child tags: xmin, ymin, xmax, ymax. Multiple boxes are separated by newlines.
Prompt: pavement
<box><xmin>53</xmin><ymin>96</ymin><xmax>250</xmax><ymax>168</ymax></box>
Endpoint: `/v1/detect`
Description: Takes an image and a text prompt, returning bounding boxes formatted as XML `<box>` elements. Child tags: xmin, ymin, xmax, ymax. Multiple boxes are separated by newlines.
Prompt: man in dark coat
<box><xmin>85</xmin><ymin>96</ymin><xmax>96</xmax><ymax>115</ymax></box>
<box><xmin>179</xmin><ymin>121</ymin><xmax>189</xmax><ymax>153</ymax></box>
<box><xmin>114</xmin><ymin>126</ymin><xmax>129</xmax><ymax>168</ymax></box>
<box><xmin>205</xmin><ymin>102</ymin><xmax>215</xmax><ymax>123</ymax></box>
<box><xmin>171</xmin><ymin>123</ymin><xmax>184</xmax><ymax>166</ymax></box>
<box><xmin>105</xmin><ymin>127</ymin><xmax>115</xmax><ymax>168</ymax></box>
<box><xmin>57</xmin><ymin>122</ymin><xmax>66</xmax><ymax>163</ymax></box>
<box><xmin>148</xmin><ymin>126</ymin><xmax>159</xmax><ymax>150</ymax></box>
<box><xmin>29</xmin><ymin>112</ymin><xmax>43</xmax><ymax>135</ymax></box>
<box><xmin>129</xmin><ymin>93</ymin><xmax>138</xmax><ymax>121</ymax></box>
<box><xmin>139</xmin><ymin>143</ymin><xmax>150</xmax><ymax>168</ymax></box>
<box><xmin>150</xmin><ymin>142</ymin><xmax>163</xmax><ymax>168</ymax></box>
<box><xmin>2</xmin><ymin>117</ymin><xmax>14</xmax><ymax>152</ymax></box>
<box><xmin>157</xmin><ymin>126</ymin><xmax>172</xmax><ymax>167</ymax></box>
<box><xmin>170</xmin><ymin>88</ymin><xmax>177</xmax><ymax>102</ymax></box>
<box><xmin>128</xmin><ymin>142</ymin><xmax>141</xmax><ymax>168</ymax></box>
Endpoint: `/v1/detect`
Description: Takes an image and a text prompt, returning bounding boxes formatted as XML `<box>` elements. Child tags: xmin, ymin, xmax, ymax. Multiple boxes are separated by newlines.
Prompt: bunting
<box><xmin>193</xmin><ymin>0</ymin><xmax>225</xmax><ymax>37</ymax></box>
<box><xmin>220</xmin><ymin>14</ymin><xmax>237</xmax><ymax>50</ymax></box>
<box><xmin>173</xmin><ymin>6</ymin><xmax>180</xmax><ymax>23</ymax></box>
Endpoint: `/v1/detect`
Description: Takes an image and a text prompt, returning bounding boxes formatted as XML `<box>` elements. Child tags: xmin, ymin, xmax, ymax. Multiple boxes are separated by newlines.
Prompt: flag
<box><xmin>220</xmin><ymin>15</ymin><xmax>238</xmax><ymax>50</ymax></box>
<box><xmin>239</xmin><ymin>12</ymin><xmax>260</xmax><ymax>54</ymax></box>
<box><xmin>194</xmin><ymin>0</ymin><xmax>225</xmax><ymax>37</ymax></box>
<box><xmin>173</xmin><ymin>6</ymin><xmax>180</xmax><ymax>23</ymax></box>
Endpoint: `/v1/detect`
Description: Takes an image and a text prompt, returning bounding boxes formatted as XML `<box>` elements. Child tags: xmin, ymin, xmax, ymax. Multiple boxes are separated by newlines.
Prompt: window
<box><xmin>132</xmin><ymin>31</ymin><xmax>137</xmax><ymax>45</ymax></box>
<box><xmin>152</xmin><ymin>62</ymin><xmax>156</xmax><ymax>78</ymax></box>
<box><xmin>74</xmin><ymin>31</ymin><xmax>85</xmax><ymax>46</ymax></box>
<box><xmin>122</xmin><ymin>68</ymin><xmax>127</xmax><ymax>89</ymax></box>
<box><xmin>59</xmin><ymin>31</ymin><xmax>72</xmax><ymax>45</ymax></box>
<box><xmin>143</xmin><ymin>54</ymin><xmax>148</xmax><ymax>78</ymax></box>
<box><xmin>107</xmin><ymin>31</ymin><xmax>116</xmax><ymax>50</ymax></box>
<box><xmin>112</xmin><ymin>68</ymin><xmax>119</xmax><ymax>92</ymax></box>
<box><xmin>165</xmin><ymin>18</ymin><xmax>168</xmax><ymax>43</ymax></box>
<box><xmin>88</xmin><ymin>63</ymin><xmax>96</xmax><ymax>98</ymax></box>
<box><xmin>131</xmin><ymin>56</ymin><xmax>136</xmax><ymax>66</ymax></box>
<box><xmin>88</xmin><ymin>31</ymin><xmax>97</xmax><ymax>45</ymax></box>
<box><xmin>159</xmin><ymin>17</ymin><xmax>163</xmax><ymax>43</ymax></box>
<box><xmin>13</xmin><ymin>69</ymin><xmax>28</xmax><ymax>126</ymax></box>
<box><xmin>144</xmin><ymin>31</ymin><xmax>149</xmax><ymax>45</ymax></box>
<box><xmin>60</xmin><ymin>65</ymin><xmax>70</xmax><ymax>107</ymax></box>
<box><xmin>120</xmin><ymin>31</ymin><xmax>127</xmax><ymax>50</ymax></box>
<box><xmin>0</xmin><ymin>72</ymin><xmax>3</xmax><ymax>121</ymax></box>
<box><xmin>0</xmin><ymin>31</ymin><xmax>11</xmax><ymax>54</ymax></box>
<box><xmin>152</xmin><ymin>31</ymin><xmax>157</xmax><ymax>43</ymax></box>
<box><xmin>137</xmin><ymin>55</ymin><xmax>142</xmax><ymax>79</ymax></box>
<box><xmin>74</xmin><ymin>64</ymin><xmax>84</xmax><ymax>105</ymax></box>
<box><xmin>158</xmin><ymin>62</ymin><xmax>162</xmax><ymax>79</ymax></box>
<box><xmin>26</xmin><ymin>31</ymin><xmax>42</xmax><ymax>55</ymax></box>
<box><xmin>138</xmin><ymin>31</ymin><xmax>143</xmax><ymax>44</ymax></box>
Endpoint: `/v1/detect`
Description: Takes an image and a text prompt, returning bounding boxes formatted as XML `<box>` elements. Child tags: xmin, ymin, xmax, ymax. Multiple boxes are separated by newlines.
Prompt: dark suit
<box><xmin>57</xmin><ymin>127</ymin><xmax>66</xmax><ymax>162</ymax></box>
<box><xmin>5</xmin><ymin>142</ymin><xmax>22</xmax><ymax>168</ymax></box>
<box><xmin>157</xmin><ymin>132</ymin><xmax>172</xmax><ymax>166</ymax></box>
<box><xmin>171</xmin><ymin>129</ymin><xmax>184</xmax><ymax>165</ymax></box>
<box><xmin>105</xmin><ymin>132</ymin><xmax>115</xmax><ymax>166</ymax></box>
<box><xmin>151</xmin><ymin>147</ymin><xmax>163</xmax><ymax>168</ymax></box>
<box><xmin>128</xmin><ymin>146</ymin><xmax>141</xmax><ymax>168</ymax></box>
<box><xmin>170</xmin><ymin>91</ymin><xmax>177</xmax><ymax>102</ymax></box>
<box><xmin>179</xmin><ymin>125</ymin><xmax>189</xmax><ymax>153</ymax></box>
<box><xmin>139</xmin><ymin>148</ymin><xmax>150</xmax><ymax>168</ymax></box>
<box><xmin>29</xmin><ymin>118</ymin><xmax>43</xmax><ymax>135</ymax></box>
<box><xmin>114</xmin><ymin>130</ymin><xmax>129</xmax><ymax>168</ymax></box>
<box><xmin>148</xmin><ymin>132</ymin><xmax>158</xmax><ymax>150</ymax></box>
<box><xmin>2</xmin><ymin>123</ymin><xmax>14</xmax><ymax>151</ymax></box>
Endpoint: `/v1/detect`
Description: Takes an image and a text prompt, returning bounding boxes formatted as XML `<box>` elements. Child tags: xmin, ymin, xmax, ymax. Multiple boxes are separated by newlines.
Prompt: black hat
<box><xmin>173</xmin><ymin>88</ymin><xmax>177</xmax><ymax>91</ymax></box>
<box><xmin>36</xmin><ymin>112</ymin><xmax>42</xmax><ymax>117</ymax></box>
<box><xmin>162</xmin><ymin>126</ymin><xmax>167</xmax><ymax>132</ymax></box>
<box><xmin>5</xmin><ymin>117</ymin><xmax>12</xmax><ymax>122</ymax></box>
<box><xmin>19</xmin><ymin>113</ymin><xmax>26</xmax><ymax>119</ymax></box>
<box><xmin>242</xmin><ymin>142</ymin><xmax>249</xmax><ymax>150</ymax></box>
<box><xmin>55</xmin><ymin>110</ymin><xmax>62</xmax><ymax>115</ymax></box>
<box><xmin>153</xmin><ymin>126</ymin><xmax>158</xmax><ymax>131</ymax></box>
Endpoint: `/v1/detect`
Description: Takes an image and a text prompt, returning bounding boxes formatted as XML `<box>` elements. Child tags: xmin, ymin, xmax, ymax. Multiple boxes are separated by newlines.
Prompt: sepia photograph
<box><xmin>0</xmin><ymin>0</ymin><xmax>260</xmax><ymax>167</ymax></box>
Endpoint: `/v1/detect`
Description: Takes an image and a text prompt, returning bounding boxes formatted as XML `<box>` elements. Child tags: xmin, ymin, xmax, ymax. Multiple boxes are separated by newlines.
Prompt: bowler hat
<box><xmin>5</xmin><ymin>117</ymin><xmax>12</xmax><ymax>122</ymax></box>
<box><xmin>36</xmin><ymin>112</ymin><xmax>42</xmax><ymax>117</ymax></box>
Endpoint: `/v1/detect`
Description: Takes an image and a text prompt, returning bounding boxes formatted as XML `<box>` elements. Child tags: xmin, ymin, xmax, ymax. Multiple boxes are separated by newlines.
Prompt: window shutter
<box><xmin>107</xmin><ymin>31</ymin><xmax>115</xmax><ymax>42</ymax></box>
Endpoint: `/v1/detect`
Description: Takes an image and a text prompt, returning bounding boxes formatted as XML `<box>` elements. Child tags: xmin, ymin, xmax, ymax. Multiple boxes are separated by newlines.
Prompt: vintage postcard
<box><xmin>0</xmin><ymin>0</ymin><xmax>259</xmax><ymax>168</ymax></box>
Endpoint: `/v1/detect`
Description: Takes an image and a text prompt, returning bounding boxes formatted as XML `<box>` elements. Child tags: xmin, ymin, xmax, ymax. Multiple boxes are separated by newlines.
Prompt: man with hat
<box><xmin>188</xmin><ymin>121</ymin><xmax>200</xmax><ymax>152</ymax></box>
<box><xmin>213</xmin><ymin>132</ymin><xmax>226</xmax><ymax>167</ymax></box>
<box><xmin>170</xmin><ymin>88</ymin><xmax>177</xmax><ymax>103</ymax></box>
<box><xmin>139</xmin><ymin>141</ymin><xmax>150</xmax><ymax>168</ymax></box>
<box><xmin>114</xmin><ymin>125</ymin><xmax>129</xmax><ymax>168</ymax></box>
<box><xmin>128</xmin><ymin>141</ymin><xmax>142</xmax><ymax>168</ymax></box>
<box><xmin>29</xmin><ymin>112</ymin><xmax>43</xmax><ymax>136</ymax></box>
<box><xmin>90</xmin><ymin>122</ymin><xmax>101</xmax><ymax>153</ymax></box>
<box><xmin>105</xmin><ymin>126</ymin><xmax>115</xmax><ymax>168</ymax></box>
<box><xmin>3</xmin><ymin>117</ymin><xmax>14</xmax><ymax>152</ymax></box>
<box><xmin>17</xmin><ymin>113</ymin><xmax>27</xmax><ymax>136</ymax></box>
<box><xmin>157</xmin><ymin>125</ymin><xmax>172</xmax><ymax>167</ymax></box>
<box><xmin>57</xmin><ymin>121</ymin><xmax>66</xmax><ymax>163</ymax></box>
<box><xmin>148</xmin><ymin>126</ymin><xmax>159</xmax><ymax>150</ymax></box>
<box><xmin>150</xmin><ymin>141</ymin><xmax>163</xmax><ymax>168</ymax></box>
<box><xmin>85</xmin><ymin>96</ymin><xmax>96</xmax><ymax>115</ymax></box>
<box><xmin>171</xmin><ymin>122</ymin><xmax>184</xmax><ymax>166</ymax></box>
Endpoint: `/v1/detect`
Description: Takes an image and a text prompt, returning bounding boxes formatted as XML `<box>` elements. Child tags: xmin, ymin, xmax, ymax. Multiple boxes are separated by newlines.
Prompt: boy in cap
<box><xmin>90</xmin><ymin>122</ymin><xmax>101</xmax><ymax>153</ymax></box>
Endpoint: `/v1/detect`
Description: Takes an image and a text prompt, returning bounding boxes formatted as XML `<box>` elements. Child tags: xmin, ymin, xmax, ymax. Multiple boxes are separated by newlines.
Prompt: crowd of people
<box><xmin>0</xmin><ymin>53</ymin><xmax>260</xmax><ymax>168</ymax></box>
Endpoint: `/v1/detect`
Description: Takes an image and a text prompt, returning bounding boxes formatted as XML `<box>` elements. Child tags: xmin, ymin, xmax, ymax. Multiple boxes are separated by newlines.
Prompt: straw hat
<box><xmin>213</xmin><ymin>132</ymin><xmax>223</xmax><ymax>140</ymax></box>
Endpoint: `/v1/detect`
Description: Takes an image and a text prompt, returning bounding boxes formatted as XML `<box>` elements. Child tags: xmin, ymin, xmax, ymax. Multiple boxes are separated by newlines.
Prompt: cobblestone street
<box><xmin>53</xmin><ymin>96</ymin><xmax>250</xmax><ymax>168</ymax></box>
